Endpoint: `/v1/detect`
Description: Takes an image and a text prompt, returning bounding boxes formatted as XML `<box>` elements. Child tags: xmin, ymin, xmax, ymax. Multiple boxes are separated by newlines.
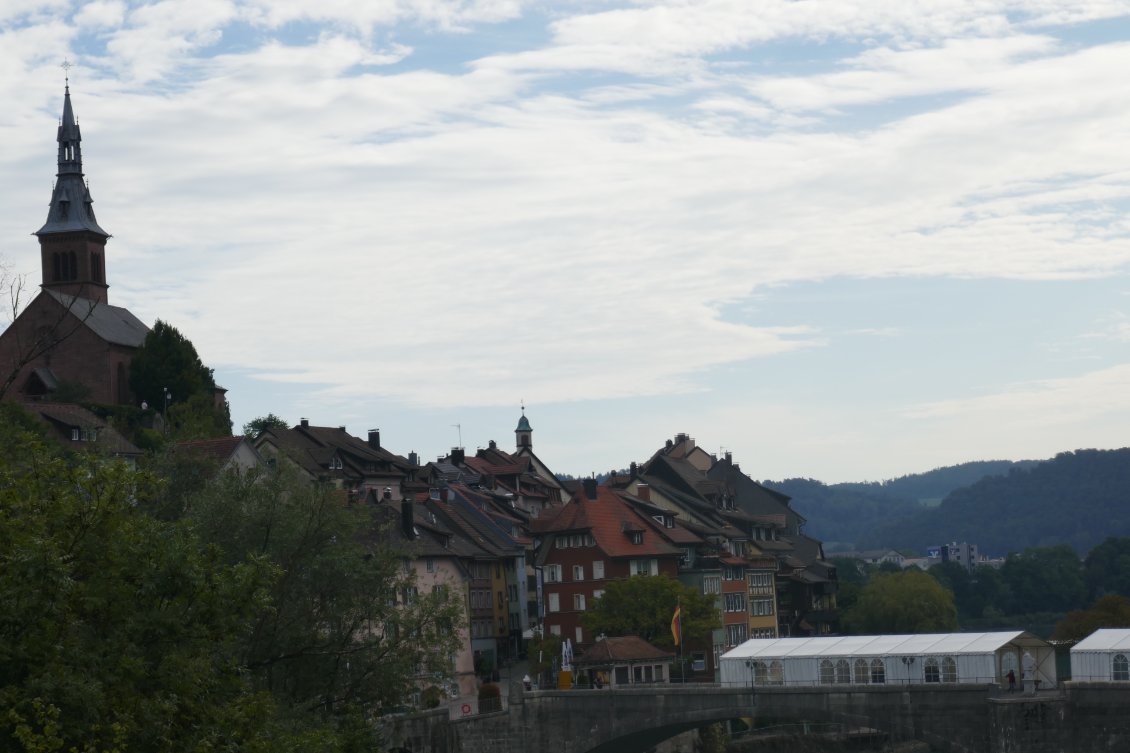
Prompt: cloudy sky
<box><xmin>2</xmin><ymin>1</ymin><xmax>1130</xmax><ymax>483</ymax></box>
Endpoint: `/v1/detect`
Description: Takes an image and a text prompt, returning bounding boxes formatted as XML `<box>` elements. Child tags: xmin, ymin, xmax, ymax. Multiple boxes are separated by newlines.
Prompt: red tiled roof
<box><xmin>538</xmin><ymin>485</ymin><xmax>681</xmax><ymax>559</ymax></box>
<box><xmin>575</xmin><ymin>635</ymin><xmax>675</xmax><ymax>665</ymax></box>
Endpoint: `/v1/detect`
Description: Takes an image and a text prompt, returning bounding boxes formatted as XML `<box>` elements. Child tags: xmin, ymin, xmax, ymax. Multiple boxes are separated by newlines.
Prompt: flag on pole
<box><xmin>671</xmin><ymin>604</ymin><xmax>682</xmax><ymax>646</ymax></box>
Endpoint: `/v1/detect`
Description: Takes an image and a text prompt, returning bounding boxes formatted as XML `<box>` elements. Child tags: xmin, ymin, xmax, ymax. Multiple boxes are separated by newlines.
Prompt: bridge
<box><xmin>378</xmin><ymin>680</ymin><xmax>1130</xmax><ymax>753</ymax></box>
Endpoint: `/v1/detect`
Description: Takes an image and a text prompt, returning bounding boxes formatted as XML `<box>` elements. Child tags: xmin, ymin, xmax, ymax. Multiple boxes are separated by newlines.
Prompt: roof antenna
<box><xmin>451</xmin><ymin>423</ymin><xmax>462</xmax><ymax>448</ymax></box>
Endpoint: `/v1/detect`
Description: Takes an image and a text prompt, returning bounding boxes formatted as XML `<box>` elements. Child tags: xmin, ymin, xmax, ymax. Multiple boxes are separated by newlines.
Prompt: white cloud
<box><xmin>75</xmin><ymin>1</ymin><xmax>127</xmax><ymax>28</ymax></box>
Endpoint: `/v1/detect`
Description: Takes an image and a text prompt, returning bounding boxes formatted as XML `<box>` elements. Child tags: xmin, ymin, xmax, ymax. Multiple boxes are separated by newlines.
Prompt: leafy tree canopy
<box><xmin>580</xmin><ymin>575</ymin><xmax>718</xmax><ymax>650</ymax></box>
<box><xmin>243</xmin><ymin>412</ymin><xmax>289</xmax><ymax>438</ymax></box>
<box><xmin>129</xmin><ymin>319</ymin><xmax>231</xmax><ymax>440</ymax></box>
<box><xmin>1083</xmin><ymin>537</ymin><xmax>1130</xmax><ymax>601</ymax></box>
<box><xmin>843</xmin><ymin>569</ymin><xmax>958</xmax><ymax>634</ymax></box>
<box><xmin>999</xmin><ymin>545</ymin><xmax>1085</xmax><ymax>615</ymax></box>
<box><xmin>1052</xmin><ymin>594</ymin><xmax>1130</xmax><ymax>643</ymax></box>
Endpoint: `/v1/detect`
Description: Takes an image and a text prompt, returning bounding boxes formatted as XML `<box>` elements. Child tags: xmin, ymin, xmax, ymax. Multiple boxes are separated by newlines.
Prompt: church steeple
<box><xmin>36</xmin><ymin>81</ymin><xmax>111</xmax><ymax>304</ymax></box>
<box><xmin>515</xmin><ymin>405</ymin><xmax>532</xmax><ymax>450</ymax></box>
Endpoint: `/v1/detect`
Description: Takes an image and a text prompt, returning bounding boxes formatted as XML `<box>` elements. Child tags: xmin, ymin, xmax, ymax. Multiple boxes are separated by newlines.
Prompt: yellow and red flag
<box><xmin>671</xmin><ymin>604</ymin><xmax>683</xmax><ymax>646</ymax></box>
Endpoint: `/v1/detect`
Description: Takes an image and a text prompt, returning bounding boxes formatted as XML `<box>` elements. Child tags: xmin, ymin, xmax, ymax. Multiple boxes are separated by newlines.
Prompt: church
<box><xmin>0</xmin><ymin>84</ymin><xmax>149</xmax><ymax>405</ymax></box>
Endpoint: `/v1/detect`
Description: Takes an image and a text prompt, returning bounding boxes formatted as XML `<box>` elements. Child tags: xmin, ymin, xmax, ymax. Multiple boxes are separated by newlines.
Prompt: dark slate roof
<box><xmin>36</xmin><ymin>87</ymin><xmax>109</xmax><ymax>237</ymax></box>
<box><xmin>174</xmin><ymin>435</ymin><xmax>250</xmax><ymax>463</ymax></box>
<box><xmin>30</xmin><ymin>402</ymin><xmax>141</xmax><ymax>457</ymax></box>
<box><xmin>44</xmin><ymin>290</ymin><xmax>149</xmax><ymax>347</ymax></box>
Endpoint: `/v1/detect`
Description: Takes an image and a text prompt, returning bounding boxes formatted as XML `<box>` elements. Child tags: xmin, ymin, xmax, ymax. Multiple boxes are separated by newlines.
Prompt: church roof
<box><xmin>36</xmin><ymin>86</ymin><xmax>109</xmax><ymax>238</ymax></box>
<box><xmin>516</xmin><ymin>412</ymin><xmax>532</xmax><ymax>432</ymax></box>
<box><xmin>44</xmin><ymin>290</ymin><xmax>149</xmax><ymax>347</ymax></box>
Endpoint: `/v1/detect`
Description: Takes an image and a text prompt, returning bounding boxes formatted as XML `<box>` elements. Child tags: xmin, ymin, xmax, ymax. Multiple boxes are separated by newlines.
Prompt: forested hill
<box><xmin>857</xmin><ymin>448</ymin><xmax>1130</xmax><ymax>557</ymax></box>
<box><xmin>766</xmin><ymin>460</ymin><xmax>1034</xmax><ymax>551</ymax></box>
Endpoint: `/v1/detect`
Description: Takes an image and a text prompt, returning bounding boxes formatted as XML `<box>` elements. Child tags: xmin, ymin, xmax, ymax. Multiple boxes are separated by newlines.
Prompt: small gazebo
<box><xmin>574</xmin><ymin>636</ymin><xmax>675</xmax><ymax>688</ymax></box>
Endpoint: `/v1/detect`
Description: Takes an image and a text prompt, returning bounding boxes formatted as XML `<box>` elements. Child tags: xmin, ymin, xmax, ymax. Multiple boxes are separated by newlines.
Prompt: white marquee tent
<box><xmin>1070</xmin><ymin>629</ymin><xmax>1130</xmax><ymax>682</ymax></box>
<box><xmin>720</xmin><ymin>632</ymin><xmax>1055</xmax><ymax>688</ymax></box>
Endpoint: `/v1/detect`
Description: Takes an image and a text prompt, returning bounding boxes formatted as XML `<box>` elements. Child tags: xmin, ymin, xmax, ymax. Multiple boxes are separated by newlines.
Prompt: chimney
<box><xmin>408</xmin><ymin>451</ymin><xmax>419</xmax><ymax>466</ymax></box>
<box><xmin>368</xmin><ymin>429</ymin><xmax>380</xmax><ymax>450</ymax></box>
<box><xmin>637</xmin><ymin>483</ymin><xmax>650</xmax><ymax>502</ymax></box>
<box><xmin>582</xmin><ymin>477</ymin><xmax>598</xmax><ymax>500</ymax></box>
<box><xmin>488</xmin><ymin>439</ymin><xmax>496</xmax><ymax>450</ymax></box>
<box><xmin>451</xmin><ymin>447</ymin><xmax>465</xmax><ymax>465</ymax></box>
<box><xmin>401</xmin><ymin>499</ymin><xmax>414</xmax><ymax>540</ymax></box>
<box><xmin>665</xmin><ymin>439</ymin><xmax>673</xmax><ymax>450</ymax></box>
<box><xmin>725</xmin><ymin>451</ymin><xmax>732</xmax><ymax>464</ymax></box>
<box><xmin>300</xmin><ymin>418</ymin><xmax>309</xmax><ymax>428</ymax></box>
<box><xmin>675</xmin><ymin>433</ymin><xmax>687</xmax><ymax>444</ymax></box>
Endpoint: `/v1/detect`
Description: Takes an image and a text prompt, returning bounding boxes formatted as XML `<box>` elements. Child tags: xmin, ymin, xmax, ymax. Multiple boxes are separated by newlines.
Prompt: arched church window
<box><xmin>52</xmin><ymin>253</ymin><xmax>62</xmax><ymax>282</ymax></box>
<box><xmin>67</xmin><ymin>251</ymin><xmax>77</xmax><ymax>280</ymax></box>
<box><xmin>92</xmin><ymin>253</ymin><xmax>103</xmax><ymax>283</ymax></box>
<box><xmin>1114</xmin><ymin>654</ymin><xmax>1129</xmax><ymax>681</ymax></box>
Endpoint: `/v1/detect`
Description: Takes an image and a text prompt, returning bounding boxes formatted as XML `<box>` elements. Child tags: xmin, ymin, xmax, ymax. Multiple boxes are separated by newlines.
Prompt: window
<box><xmin>751</xmin><ymin>660</ymin><xmax>768</xmax><ymax>685</ymax></box>
<box><xmin>752</xmin><ymin>627</ymin><xmax>775</xmax><ymax>639</ymax></box>
<box><xmin>548</xmin><ymin>593</ymin><xmax>560</xmax><ymax>613</ymax></box>
<box><xmin>329</xmin><ymin>455</ymin><xmax>342</xmax><ymax>470</ymax></box>
<box><xmin>835</xmin><ymin>659</ymin><xmax>850</xmax><ymax>684</ymax></box>
<box><xmin>724</xmin><ymin>592</ymin><xmax>746</xmax><ymax>612</ymax></box>
<box><xmin>629</xmin><ymin>558</ymin><xmax>658</xmax><ymax>576</ymax></box>
<box><xmin>725</xmin><ymin>623</ymin><xmax>747</xmax><ymax>647</ymax></box>
<box><xmin>747</xmin><ymin>571</ymin><xmax>773</xmax><ymax>593</ymax></box>
<box><xmin>723</xmin><ymin>565</ymin><xmax>743</xmax><ymax>581</ymax></box>
<box><xmin>592</xmin><ymin>589</ymin><xmax>604</xmax><ymax>601</ymax></box>
<box><xmin>692</xmin><ymin>652</ymin><xmax>707</xmax><ymax>671</ymax></box>
<box><xmin>629</xmin><ymin>531</ymin><xmax>643</xmax><ymax>545</ymax></box>
<box><xmin>593</xmin><ymin>560</ymin><xmax>605</xmax><ymax>579</ymax></box>
<box><xmin>1114</xmin><ymin>654</ymin><xmax>1130</xmax><ymax>681</ymax></box>
<box><xmin>750</xmin><ymin>598</ymin><xmax>774</xmax><ymax>616</ymax></box>
<box><xmin>71</xmin><ymin>428</ymin><xmax>80</xmax><ymax>441</ymax></box>
<box><xmin>585</xmin><ymin>534</ymin><xmax>596</xmax><ymax>547</ymax></box>
<box><xmin>426</xmin><ymin>558</ymin><xmax>435</xmax><ymax>573</ymax></box>
<box><xmin>576</xmin><ymin>626</ymin><xmax>583</xmax><ymax>644</ymax></box>
<box><xmin>702</xmin><ymin>575</ymin><xmax>721</xmax><ymax>594</ymax></box>
<box><xmin>941</xmin><ymin>656</ymin><xmax>957</xmax><ymax>683</ymax></box>
<box><xmin>870</xmin><ymin>658</ymin><xmax>886</xmax><ymax>684</ymax></box>
<box><xmin>925</xmin><ymin>657</ymin><xmax>940</xmax><ymax>683</ymax></box>
<box><xmin>556</xmin><ymin>535</ymin><xmax>570</xmax><ymax>549</ymax></box>
<box><xmin>498</xmin><ymin>591</ymin><xmax>504</xmax><ymax>607</ymax></box>
<box><xmin>573</xmin><ymin>594</ymin><xmax>586</xmax><ymax>611</ymax></box>
<box><xmin>820</xmin><ymin>659</ymin><xmax>835</xmax><ymax>685</ymax></box>
<box><xmin>550</xmin><ymin>624</ymin><xmax>561</xmax><ymax>636</ymax></box>
<box><xmin>854</xmin><ymin>658</ymin><xmax>870</xmax><ymax>684</ymax></box>
<box><xmin>572</xmin><ymin>565</ymin><xmax>584</xmax><ymax>581</ymax></box>
<box><xmin>767</xmin><ymin>661</ymin><xmax>783</xmax><ymax>685</ymax></box>
<box><xmin>544</xmin><ymin>564</ymin><xmax>562</xmax><ymax>583</ymax></box>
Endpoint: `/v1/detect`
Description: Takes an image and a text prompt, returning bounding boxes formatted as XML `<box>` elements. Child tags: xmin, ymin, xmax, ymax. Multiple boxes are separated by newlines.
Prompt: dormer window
<box><xmin>329</xmin><ymin>456</ymin><xmax>342</xmax><ymax>470</ymax></box>
<box><xmin>71</xmin><ymin>427</ymin><xmax>80</xmax><ymax>441</ymax></box>
<box><xmin>629</xmin><ymin>531</ymin><xmax>643</xmax><ymax>545</ymax></box>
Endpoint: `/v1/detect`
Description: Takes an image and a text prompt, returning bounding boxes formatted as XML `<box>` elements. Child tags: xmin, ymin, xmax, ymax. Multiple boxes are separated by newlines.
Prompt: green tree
<box><xmin>184</xmin><ymin>465</ymin><xmax>466</xmax><ymax>716</ymax></box>
<box><xmin>244</xmin><ymin>412</ymin><xmax>289</xmax><ymax>438</ymax></box>
<box><xmin>843</xmin><ymin>569</ymin><xmax>958</xmax><ymax>634</ymax></box>
<box><xmin>580</xmin><ymin>575</ymin><xmax>718</xmax><ymax>649</ymax></box>
<box><xmin>129</xmin><ymin>319</ymin><xmax>231</xmax><ymax>439</ymax></box>
<box><xmin>1083</xmin><ymin>537</ymin><xmax>1130</xmax><ymax>601</ymax></box>
<box><xmin>1052</xmin><ymin>594</ymin><xmax>1130</xmax><ymax>643</ymax></box>
<box><xmin>1000</xmin><ymin>545</ymin><xmax>1085</xmax><ymax>614</ymax></box>
<box><xmin>0</xmin><ymin>413</ymin><xmax>279</xmax><ymax>752</ymax></box>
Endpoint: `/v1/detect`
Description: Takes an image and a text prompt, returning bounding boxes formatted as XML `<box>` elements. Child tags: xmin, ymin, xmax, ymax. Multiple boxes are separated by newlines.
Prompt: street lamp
<box><xmin>162</xmin><ymin>387</ymin><xmax>172</xmax><ymax>434</ymax></box>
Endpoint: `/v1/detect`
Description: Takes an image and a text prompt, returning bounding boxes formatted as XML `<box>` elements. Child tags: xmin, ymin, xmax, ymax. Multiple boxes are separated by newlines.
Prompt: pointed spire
<box><xmin>37</xmin><ymin>83</ymin><xmax>108</xmax><ymax>238</ymax></box>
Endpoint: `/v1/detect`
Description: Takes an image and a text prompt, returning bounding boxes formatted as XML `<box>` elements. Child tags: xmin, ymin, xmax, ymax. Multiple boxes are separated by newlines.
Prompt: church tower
<box><xmin>515</xmin><ymin>407</ymin><xmax>532</xmax><ymax>450</ymax></box>
<box><xmin>35</xmin><ymin>82</ymin><xmax>111</xmax><ymax>304</ymax></box>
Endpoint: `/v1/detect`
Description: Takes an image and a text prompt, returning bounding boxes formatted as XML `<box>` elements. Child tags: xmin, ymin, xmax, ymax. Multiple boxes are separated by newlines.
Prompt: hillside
<box><xmin>766</xmin><ymin>459</ymin><xmax>1033</xmax><ymax>551</ymax></box>
<box><xmin>858</xmin><ymin>449</ymin><xmax>1130</xmax><ymax>557</ymax></box>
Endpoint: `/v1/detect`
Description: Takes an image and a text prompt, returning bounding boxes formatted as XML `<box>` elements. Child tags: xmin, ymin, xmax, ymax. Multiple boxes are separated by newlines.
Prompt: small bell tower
<box><xmin>515</xmin><ymin>405</ymin><xmax>532</xmax><ymax>450</ymax></box>
<box><xmin>35</xmin><ymin>75</ymin><xmax>111</xmax><ymax>304</ymax></box>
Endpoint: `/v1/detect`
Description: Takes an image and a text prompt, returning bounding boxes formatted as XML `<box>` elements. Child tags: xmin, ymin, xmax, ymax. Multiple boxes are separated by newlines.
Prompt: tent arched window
<box><xmin>870</xmin><ymin>658</ymin><xmax>886</xmax><ymax>684</ymax></box>
<box><xmin>768</xmin><ymin>661</ymin><xmax>783</xmax><ymax>686</ymax></box>
<box><xmin>835</xmin><ymin>659</ymin><xmax>851</xmax><ymax>684</ymax></box>
<box><xmin>853</xmin><ymin>658</ymin><xmax>870</xmax><ymax>684</ymax></box>
<box><xmin>820</xmin><ymin>659</ymin><xmax>834</xmax><ymax>685</ymax></box>
<box><xmin>941</xmin><ymin>656</ymin><xmax>957</xmax><ymax>683</ymax></box>
<box><xmin>1114</xmin><ymin>654</ymin><xmax>1129</xmax><ymax>681</ymax></box>
<box><xmin>925</xmin><ymin>657</ymin><xmax>941</xmax><ymax>683</ymax></box>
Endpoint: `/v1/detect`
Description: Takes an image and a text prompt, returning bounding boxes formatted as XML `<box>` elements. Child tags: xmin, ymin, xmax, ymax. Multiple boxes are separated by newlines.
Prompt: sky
<box><xmin>2</xmin><ymin>1</ymin><xmax>1130</xmax><ymax>484</ymax></box>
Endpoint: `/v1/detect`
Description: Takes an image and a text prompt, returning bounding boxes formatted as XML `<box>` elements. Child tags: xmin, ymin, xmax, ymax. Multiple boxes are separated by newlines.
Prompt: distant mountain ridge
<box><xmin>766</xmin><ymin>459</ymin><xmax>1038</xmax><ymax>553</ymax></box>
<box><xmin>771</xmin><ymin>450</ymin><xmax>1130</xmax><ymax>559</ymax></box>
